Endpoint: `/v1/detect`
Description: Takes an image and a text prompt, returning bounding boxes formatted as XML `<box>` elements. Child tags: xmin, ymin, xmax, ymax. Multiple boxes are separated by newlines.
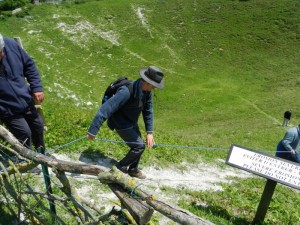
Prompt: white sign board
<box><xmin>226</xmin><ymin>145</ymin><xmax>300</xmax><ymax>190</ymax></box>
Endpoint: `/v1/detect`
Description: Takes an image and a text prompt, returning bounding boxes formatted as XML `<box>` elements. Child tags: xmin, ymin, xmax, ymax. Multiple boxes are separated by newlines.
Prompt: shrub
<box><xmin>0</xmin><ymin>10</ymin><xmax>12</xmax><ymax>20</ymax></box>
<box><xmin>0</xmin><ymin>0</ymin><xmax>30</xmax><ymax>11</ymax></box>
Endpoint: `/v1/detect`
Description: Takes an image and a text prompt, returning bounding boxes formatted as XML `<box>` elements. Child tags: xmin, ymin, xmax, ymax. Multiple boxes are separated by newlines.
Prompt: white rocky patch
<box><xmin>51</xmin><ymin>153</ymin><xmax>252</xmax><ymax>201</ymax></box>
<box><xmin>133</xmin><ymin>6</ymin><xmax>152</xmax><ymax>37</ymax></box>
<box><xmin>57</xmin><ymin>20</ymin><xmax>120</xmax><ymax>47</ymax></box>
<box><xmin>48</xmin><ymin>83</ymin><xmax>93</xmax><ymax>108</ymax></box>
<box><xmin>124</xmin><ymin>48</ymin><xmax>148</xmax><ymax>62</ymax></box>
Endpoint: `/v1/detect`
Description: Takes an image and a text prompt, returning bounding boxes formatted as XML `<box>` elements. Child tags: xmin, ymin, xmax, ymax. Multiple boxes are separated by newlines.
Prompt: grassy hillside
<box><xmin>0</xmin><ymin>0</ymin><xmax>300</xmax><ymax>224</ymax></box>
<box><xmin>1</xmin><ymin>0</ymin><xmax>299</xmax><ymax>152</ymax></box>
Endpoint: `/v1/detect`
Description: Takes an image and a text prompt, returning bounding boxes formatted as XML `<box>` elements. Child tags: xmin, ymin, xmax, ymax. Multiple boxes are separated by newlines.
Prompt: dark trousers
<box><xmin>1</xmin><ymin>108</ymin><xmax>45</xmax><ymax>150</ymax></box>
<box><xmin>276</xmin><ymin>151</ymin><xmax>300</xmax><ymax>163</ymax></box>
<box><xmin>116</xmin><ymin>125</ymin><xmax>145</xmax><ymax>171</ymax></box>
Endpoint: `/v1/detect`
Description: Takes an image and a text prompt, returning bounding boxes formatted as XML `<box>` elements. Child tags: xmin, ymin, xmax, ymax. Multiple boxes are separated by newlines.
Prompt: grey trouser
<box><xmin>116</xmin><ymin>125</ymin><xmax>145</xmax><ymax>171</ymax></box>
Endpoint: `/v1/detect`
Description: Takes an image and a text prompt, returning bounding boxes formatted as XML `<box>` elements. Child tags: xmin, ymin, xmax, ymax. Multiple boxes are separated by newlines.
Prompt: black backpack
<box><xmin>102</xmin><ymin>77</ymin><xmax>133</xmax><ymax>104</ymax></box>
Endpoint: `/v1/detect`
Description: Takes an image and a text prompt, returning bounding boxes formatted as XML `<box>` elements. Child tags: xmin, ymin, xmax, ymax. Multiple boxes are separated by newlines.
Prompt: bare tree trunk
<box><xmin>99</xmin><ymin>167</ymin><xmax>214</xmax><ymax>225</ymax></box>
<box><xmin>0</xmin><ymin>125</ymin><xmax>105</xmax><ymax>175</ymax></box>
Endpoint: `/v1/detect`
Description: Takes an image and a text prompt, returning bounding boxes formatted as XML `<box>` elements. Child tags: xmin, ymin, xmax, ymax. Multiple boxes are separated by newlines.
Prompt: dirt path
<box><xmin>53</xmin><ymin>153</ymin><xmax>252</xmax><ymax>208</ymax></box>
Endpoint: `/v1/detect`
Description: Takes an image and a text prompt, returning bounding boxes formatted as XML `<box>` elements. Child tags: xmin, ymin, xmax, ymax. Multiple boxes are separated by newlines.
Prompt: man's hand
<box><xmin>146</xmin><ymin>133</ymin><xmax>154</xmax><ymax>148</ymax></box>
<box><xmin>291</xmin><ymin>149</ymin><xmax>296</xmax><ymax>155</ymax></box>
<box><xmin>33</xmin><ymin>92</ymin><xmax>44</xmax><ymax>104</ymax></box>
<box><xmin>87</xmin><ymin>133</ymin><xmax>96</xmax><ymax>140</ymax></box>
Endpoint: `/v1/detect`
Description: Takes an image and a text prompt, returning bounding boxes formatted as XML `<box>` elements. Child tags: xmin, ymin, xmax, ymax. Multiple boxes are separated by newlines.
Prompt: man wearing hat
<box><xmin>87</xmin><ymin>66</ymin><xmax>164</xmax><ymax>179</ymax></box>
<box><xmin>0</xmin><ymin>33</ymin><xmax>45</xmax><ymax>151</ymax></box>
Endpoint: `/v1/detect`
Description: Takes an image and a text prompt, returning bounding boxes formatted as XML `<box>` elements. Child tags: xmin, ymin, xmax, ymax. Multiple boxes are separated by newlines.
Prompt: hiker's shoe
<box><xmin>128</xmin><ymin>169</ymin><xmax>146</xmax><ymax>179</ymax></box>
<box><xmin>116</xmin><ymin>165</ymin><xmax>128</xmax><ymax>174</ymax></box>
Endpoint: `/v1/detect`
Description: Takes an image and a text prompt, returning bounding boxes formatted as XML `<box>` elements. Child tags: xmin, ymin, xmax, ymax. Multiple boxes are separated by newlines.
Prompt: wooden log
<box><xmin>0</xmin><ymin>125</ymin><xmax>105</xmax><ymax>175</ymax></box>
<box><xmin>99</xmin><ymin>167</ymin><xmax>214</xmax><ymax>225</ymax></box>
<box><xmin>109</xmin><ymin>183</ymin><xmax>154</xmax><ymax>225</ymax></box>
<box><xmin>0</xmin><ymin>158</ymin><xmax>37</xmax><ymax>175</ymax></box>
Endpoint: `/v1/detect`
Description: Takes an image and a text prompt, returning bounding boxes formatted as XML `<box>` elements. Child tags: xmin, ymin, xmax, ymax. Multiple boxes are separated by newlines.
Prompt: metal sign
<box><xmin>226</xmin><ymin>144</ymin><xmax>300</xmax><ymax>190</ymax></box>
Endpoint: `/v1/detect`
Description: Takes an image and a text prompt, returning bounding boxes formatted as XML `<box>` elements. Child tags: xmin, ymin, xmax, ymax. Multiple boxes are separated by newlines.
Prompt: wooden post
<box><xmin>37</xmin><ymin>147</ymin><xmax>57</xmax><ymax>218</ymax></box>
<box><xmin>227</xmin><ymin>145</ymin><xmax>300</xmax><ymax>224</ymax></box>
<box><xmin>252</xmin><ymin>179</ymin><xmax>277</xmax><ymax>224</ymax></box>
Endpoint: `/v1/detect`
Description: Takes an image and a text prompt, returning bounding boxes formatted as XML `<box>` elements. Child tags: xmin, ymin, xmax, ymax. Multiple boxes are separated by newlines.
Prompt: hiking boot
<box><xmin>116</xmin><ymin>164</ymin><xmax>128</xmax><ymax>174</ymax></box>
<box><xmin>128</xmin><ymin>169</ymin><xmax>146</xmax><ymax>179</ymax></box>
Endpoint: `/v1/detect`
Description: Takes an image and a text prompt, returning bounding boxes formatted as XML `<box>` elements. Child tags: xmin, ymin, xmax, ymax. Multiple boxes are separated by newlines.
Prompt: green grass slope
<box><xmin>0</xmin><ymin>0</ymin><xmax>300</xmax><ymax>224</ymax></box>
<box><xmin>1</xmin><ymin>0</ymin><xmax>299</xmax><ymax>153</ymax></box>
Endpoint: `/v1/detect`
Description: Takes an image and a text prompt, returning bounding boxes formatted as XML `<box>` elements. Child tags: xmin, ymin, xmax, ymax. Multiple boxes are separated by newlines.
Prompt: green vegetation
<box><xmin>0</xmin><ymin>0</ymin><xmax>29</xmax><ymax>11</ymax></box>
<box><xmin>0</xmin><ymin>0</ymin><xmax>300</xmax><ymax>224</ymax></box>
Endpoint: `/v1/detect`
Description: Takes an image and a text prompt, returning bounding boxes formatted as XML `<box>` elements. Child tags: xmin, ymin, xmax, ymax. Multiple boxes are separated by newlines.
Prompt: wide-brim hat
<box><xmin>140</xmin><ymin>66</ymin><xmax>164</xmax><ymax>89</ymax></box>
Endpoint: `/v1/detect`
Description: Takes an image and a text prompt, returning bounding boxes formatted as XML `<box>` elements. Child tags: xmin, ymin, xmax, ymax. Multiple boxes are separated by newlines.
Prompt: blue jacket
<box><xmin>277</xmin><ymin>126</ymin><xmax>300</xmax><ymax>152</ymax></box>
<box><xmin>0</xmin><ymin>37</ymin><xmax>43</xmax><ymax>118</ymax></box>
<box><xmin>276</xmin><ymin>126</ymin><xmax>300</xmax><ymax>163</ymax></box>
<box><xmin>88</xmin><ymin>78</ymin><xmax>153</xmax><ymax>136</ymax></box>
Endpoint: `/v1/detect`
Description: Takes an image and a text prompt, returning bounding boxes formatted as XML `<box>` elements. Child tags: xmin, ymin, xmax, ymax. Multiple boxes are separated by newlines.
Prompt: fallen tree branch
<box><xmin>0</xmin><ymin>125</ymin><xmax>105</xmax><ymax>175</ymax></box>
<box><xmin>22</xmin><ymin>190</ymin><xmax>68</xmax><ymax>202</ymax></box>
<box><xmin>2</xmin><ymin>159</ymin><xmax>39</xmax><ymax>175</ymax></box>
<box><xmin>99</xmin><ymin>167</ymin><xmax>215</xmax><ymax>225</ymax></box>
<box><xmin>0</xmin><ymin>143</ymin><xmax>25</xmax><ymax>160</ymax></box>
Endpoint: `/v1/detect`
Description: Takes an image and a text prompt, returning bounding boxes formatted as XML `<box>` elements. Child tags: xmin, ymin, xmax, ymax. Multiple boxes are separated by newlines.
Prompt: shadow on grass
<box><xmin>191</xmin><ymin>202</ymin><xmax>264</xmax><ymax>225</ymax></box>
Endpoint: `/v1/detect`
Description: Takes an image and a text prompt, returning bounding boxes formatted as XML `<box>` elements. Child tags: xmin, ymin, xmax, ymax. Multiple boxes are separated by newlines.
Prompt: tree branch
<box><xmin>0</xmin><ymin>125</ymin><xmax>105</xmax><ymax>175</ymax></box>
<box><xmin>99</xmin><ymin>166</ymin><xmax>214</xmax><ymax>225</ymax></box>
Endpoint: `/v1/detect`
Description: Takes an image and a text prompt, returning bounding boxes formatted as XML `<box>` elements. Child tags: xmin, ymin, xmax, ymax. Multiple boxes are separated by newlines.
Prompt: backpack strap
<box><xmin>126</xmin><ymin>81</ymin><xmax>134</xmax><ymax>97</ymax></box>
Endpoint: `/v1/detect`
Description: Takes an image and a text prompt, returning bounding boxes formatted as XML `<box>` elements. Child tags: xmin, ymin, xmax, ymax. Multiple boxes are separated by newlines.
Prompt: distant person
<box><xmin>0</xmin><ymin>33</ymin><xmax>45</xmax><ymax>151</ymax></box>
<box><xmin>87</xmin><ymin>66</ymin><xmax>165</xmax><ymax>179</ymax></box>
<box><xmin>282</xmin><ymin>109</ymin><xmax>292</xmax><ymax>126</ymax></box>
<box><xmin>276</xmin><ymin>124</ymin><xmax>300</xmax><ymax>163</ymax></box>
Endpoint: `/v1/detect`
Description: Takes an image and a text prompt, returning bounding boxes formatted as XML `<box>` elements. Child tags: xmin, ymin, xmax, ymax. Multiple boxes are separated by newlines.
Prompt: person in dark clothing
<box><xmin>282</xmin><ymin>109</ymin><xmax>292</xmax><ymax>126</ymax></box>
<box><xmin>87</xmin><ymin>66</ymin><xmax>164</xmax><ymax>179</ymax></box>
<box><xmin>0</xmin><ymin>33</ymin><xmax>45</xmax><ymax>150</ymax></box>
<box><xmin>276</xmin><ymin>124</ymin><xmax>300</xmax><ymax>163</ymax></box>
